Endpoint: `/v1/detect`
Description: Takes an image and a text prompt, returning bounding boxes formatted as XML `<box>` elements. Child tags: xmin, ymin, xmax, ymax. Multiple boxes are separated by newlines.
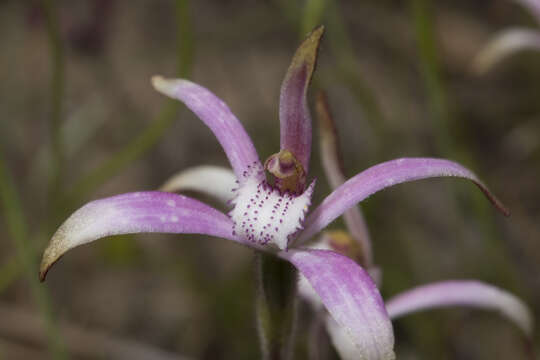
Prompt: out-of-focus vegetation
<box><xmin>0</xmin><ymin>0</ymin><xmax>539</xmax><ymax>359</ymax></box>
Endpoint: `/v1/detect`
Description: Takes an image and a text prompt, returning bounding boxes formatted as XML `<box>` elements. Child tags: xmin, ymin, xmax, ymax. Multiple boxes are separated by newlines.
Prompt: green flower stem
<box><xmin>0</xmin><ymin>155</ymin><xmax>67</xmax><ymax>359</ymax></box>
<box><xmin>255</xmin><ymin>252</ymin><xmax>298</xmax><ymax>360</ymax></box>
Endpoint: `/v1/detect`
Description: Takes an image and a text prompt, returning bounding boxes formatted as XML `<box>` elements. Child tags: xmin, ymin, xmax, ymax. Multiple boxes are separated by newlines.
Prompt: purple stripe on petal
<box><xmin>282</xmin><ymin>249</ymin><xmax>395</xmax><ymax>360</ymax></box>
<box><xmin>279</xmin><ymin>26</ymin><xmax>324</xmax><ymax>172</ymax></box>
<box><xmin>297</xmin><ymin>158</ymin><xmax>509</xmax><ymax>244</ymax></box>
<box><xmin>40</xmin><ymin>191</ymin><xmax>240</xmax><ymax>281</ymax></box>
<box><xmin>152</xmin><ymin>77</ymin><xmax>262</xmax><ymax>181</ymax></box>
<box><xmin>386</xmin><ymin>280</ymin><xmax>533</xmax><ymax>336</ymax></box>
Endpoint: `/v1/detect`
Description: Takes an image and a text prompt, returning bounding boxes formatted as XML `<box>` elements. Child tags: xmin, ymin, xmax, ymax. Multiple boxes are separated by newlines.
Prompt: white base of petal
<box><xmin>230</xmin><ymin>167</ymin><xmax>313</xmax><ymax>250</ymax></box>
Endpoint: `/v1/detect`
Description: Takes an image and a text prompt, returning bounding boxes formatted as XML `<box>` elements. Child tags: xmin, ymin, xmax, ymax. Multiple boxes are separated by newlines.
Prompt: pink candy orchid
<box><xmin>40</xmin><ymin>27</ymin><xmax>519</xmax><ymax>359</ymax></box>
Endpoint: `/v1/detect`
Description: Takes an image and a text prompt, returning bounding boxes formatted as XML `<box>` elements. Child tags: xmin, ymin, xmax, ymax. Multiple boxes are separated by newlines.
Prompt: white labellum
<box><xmin>230</xmin><ymin>166</ymin><xmax>314</xmax><ymax>250</ymax></box>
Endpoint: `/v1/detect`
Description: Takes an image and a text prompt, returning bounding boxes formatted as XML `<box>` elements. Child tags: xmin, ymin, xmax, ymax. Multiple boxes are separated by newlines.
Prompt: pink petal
<box><xmin>297</xmin><ymin>158</ymin><xmax>509</xmax><ymax>244</ymax></box>
<box><xmin>40</xmin><ymin>191</ymin><xmax>240</xmax><ymax>281</ymax></box>
<box><xmin>282</xmin><ymin>249</ymin><xmax>395</xmax><ymax>359</ymax></box>
<box><xmin>386</xmin><ymin>280</ymin><xmax>533</xmax><ymax>336</ymax></box>
<box><xmin>279</xmin><ymin>26</ymin><xmax>324</xmax><ymax>172</ymax></box>
<box><xmin>152</xmin><ymin>76</ymin><xmax>262</xmax><ymax>182</ymax></box>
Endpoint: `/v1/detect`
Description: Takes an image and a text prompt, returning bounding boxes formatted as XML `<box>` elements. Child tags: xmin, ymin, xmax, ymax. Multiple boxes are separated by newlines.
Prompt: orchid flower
<box><xmin>168</xmin><ymin>89</ymin><xmax>534</xmax><ymax>359</ymax></box>
<box><xmin>40</xmin><ymin>27</ymin><xmax>512</xmax><ymax>359</ymax></box>
<box><xmin>472</xmin><ymin>0</ymin><xmax>540</xmax><ymax>73</ymax></box>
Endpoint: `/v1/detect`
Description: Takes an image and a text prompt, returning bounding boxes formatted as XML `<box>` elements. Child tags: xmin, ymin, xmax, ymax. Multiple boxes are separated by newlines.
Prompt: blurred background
<box><xmin>1</xmin><ymin>0</ymin><xmax>539</xmax><ymax>359</ymax></box>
